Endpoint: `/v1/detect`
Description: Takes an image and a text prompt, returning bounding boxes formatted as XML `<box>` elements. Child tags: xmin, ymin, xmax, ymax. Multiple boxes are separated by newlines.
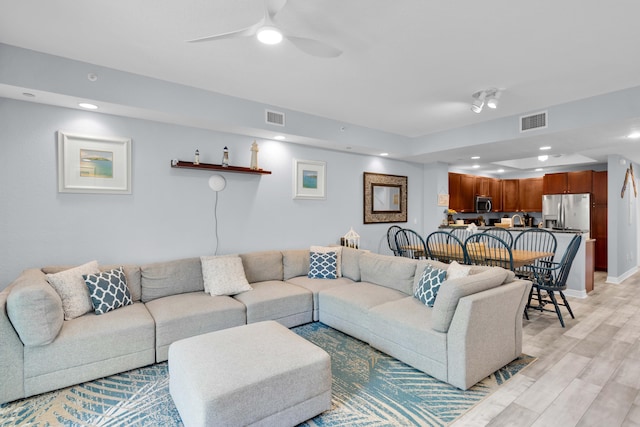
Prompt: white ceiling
<box><xmin>2</xmin><ymin>0</ymin><xmax>640</xmax><ymax>174</ymax></box>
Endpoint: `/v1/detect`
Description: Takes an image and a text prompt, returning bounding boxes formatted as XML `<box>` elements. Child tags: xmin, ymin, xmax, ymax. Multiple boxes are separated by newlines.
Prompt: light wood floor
<box><xmin>452</xmin><ymin>271</ymin><xmax>640</xmax><ymax>427</ymax></box>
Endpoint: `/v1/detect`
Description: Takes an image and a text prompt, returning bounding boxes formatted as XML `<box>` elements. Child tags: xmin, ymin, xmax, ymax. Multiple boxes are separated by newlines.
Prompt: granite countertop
<box><xmin>438</xmin><ymin>225</ymin><xmax>587</xmax><ymax>234</ymax></box>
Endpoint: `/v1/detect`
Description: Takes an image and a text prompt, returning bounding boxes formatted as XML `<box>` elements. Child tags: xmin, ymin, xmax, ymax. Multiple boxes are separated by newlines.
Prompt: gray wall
<box><xmin>0</xmin><ymin>98</ymin><xmax>425</xmax><ymax>289</ymax></box>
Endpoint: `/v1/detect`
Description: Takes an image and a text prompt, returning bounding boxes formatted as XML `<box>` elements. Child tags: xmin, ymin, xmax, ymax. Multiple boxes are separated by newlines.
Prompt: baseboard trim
<box><xmin>607</xmin><ymin>266</ymin><xmax>639</xmax><ymax>284</ymax></box>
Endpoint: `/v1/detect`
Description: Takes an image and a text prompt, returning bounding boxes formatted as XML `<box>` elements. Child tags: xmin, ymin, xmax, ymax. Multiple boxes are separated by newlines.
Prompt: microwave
<box><xmin>475</xmin><ymin>196</ymin><xmax>492</xmax><ymax>213</ymax></box>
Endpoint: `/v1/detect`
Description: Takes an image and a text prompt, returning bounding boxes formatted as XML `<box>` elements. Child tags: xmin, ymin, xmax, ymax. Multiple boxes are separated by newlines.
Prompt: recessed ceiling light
<box><xmin>256</xmin><ymin>26</ymin><xmax>283</xmax><ymax>44</ymax></box>
<box><xmin>539</xmin><ymin>146</ymin><xmax>551</xmax><ymax>150</ymax></box>
<box><xmin>472</xmin><ymin>164</ymin><xmax>480</xmax><ymax>169</ymax></box>
<box><xmin>628</xmin><ymin>132</ymin><xmax>640</xmax><ymax>139</ymax></box>
<box><xmin>273</xmin><ymin>135</ymin><xmax>285</xmax><ymax>140</ymax></box>
<box><xmin>497</xmin><ymin>169</ymin><xmax>505</xmax><ymax>173</ymax></box>
<box><xmin>538</xmin><ymin>155</ymin><xmax>549</xmax><ymax>162</ymax></box>
<box><xmin>535</xmin><ymin>168</ymin><xmax>543</xmax><ymax>171</ymax></box>
<box><xmin>471</xmin><ymin>156</ymin><xmax>480</xmax><ymax>160</ymax></box>
<box><xmin>380</xmin><ymin>153</ymin><xmax>389</xmax><ymax>156</ymax></box>
<box><xmin>78</xmin><ymin>103</ymin><xmax>98</xmax><ymax>110</ymax></box>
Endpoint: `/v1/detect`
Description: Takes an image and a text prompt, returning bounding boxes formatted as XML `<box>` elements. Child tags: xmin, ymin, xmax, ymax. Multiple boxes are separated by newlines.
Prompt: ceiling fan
<box><xmin>186</xmin><ymin>0</ymin><xmax>342</xmax><ymax>58</ymax></box>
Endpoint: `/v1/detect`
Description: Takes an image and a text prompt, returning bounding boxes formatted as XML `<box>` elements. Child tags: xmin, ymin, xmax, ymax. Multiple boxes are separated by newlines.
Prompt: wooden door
<box><xmin>592</xmin><ymin>171</ymin><xmax>608</xmax><ymax>271</ymax></box>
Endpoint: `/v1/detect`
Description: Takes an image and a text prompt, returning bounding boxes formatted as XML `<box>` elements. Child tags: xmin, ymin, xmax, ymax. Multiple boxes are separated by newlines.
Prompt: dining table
<box><xmin>423</xmin><ymin>243</ymin><xmax>554</xmax><ymax>269</ymax></box>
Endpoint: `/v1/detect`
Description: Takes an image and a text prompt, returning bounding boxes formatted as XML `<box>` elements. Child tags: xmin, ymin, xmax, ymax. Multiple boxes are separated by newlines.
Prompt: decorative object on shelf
<box><xmin>222</xmin><ymin>146</ymin><xmax>229</xmax><ymax>167</ymax></box>
<box><xmin>445</xmin><ymin>208</ymin><xmax>457</xmax><ymax>224</ymax></box>
<box><xmin>341</xmin><ymin>227</ymin><xmax>360</xmax><ymax>248</ymax></box>
<box><xmin>250</xmin><ymin>141</ymin><xmax>259</xmax><ymax>170</ymax></box>
<box><xmin>194</xmin><ymin>149</ymin><xmax>200</xmax><ymax>165</ymax></box>
<box><xmin>363</xmin><ymin>172</ymin><xmax>407</xmax><ymax>224</ymax></box>
<box><xmin>57</xmin><ymin>131</ymin><xmax>132</xmax><ymax>194</ymax></box>
<box><xmin>293</xmin><ymin>159</ymin><xmax>326</xmax><ymax>200</ymax></box>
<box><xmin>170</xmin><ymin>161</ymin><xmax>271</xmax><ymax>175</ymax></box>
<box><xmin>208</xmin><ymin>174</ymin><xmax>226</xmax><ymax>255</ymax></box>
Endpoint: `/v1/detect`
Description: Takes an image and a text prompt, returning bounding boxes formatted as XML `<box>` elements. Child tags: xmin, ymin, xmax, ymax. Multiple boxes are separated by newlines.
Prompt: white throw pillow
<box><xmin>311</xmin><ymin>245</ymin><xmax>342</xmax><ymax>277</ymax></box>
<box><xmin>201</xmin><ymin>256</ymin><xmax>253</xmax><ymax>296</ymax></box>
<box><xmin>447</xmin><ymin>261</ymin><xmax>472</xmax><ymax>280</ymax></box>
<box><xmin>46</xmin><ymin>260</ymin><xmax>100</xmax><ymax>320</ymax></box>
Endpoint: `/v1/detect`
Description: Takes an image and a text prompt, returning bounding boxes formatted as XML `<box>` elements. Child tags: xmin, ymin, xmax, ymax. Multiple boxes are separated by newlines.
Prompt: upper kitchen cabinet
<box><xmin>518</xmin><ymin>177</ymin><xmax>543</xmax><ymax>212</ymax></box>
<box><xmin>488</xmin><ymin>178</ymin><xmax>503</xmax><ymax>212</ymax></box>
<box><xmin>543</xmin><ymin>171</ymin><xmax>593</xmax><ymax>194</ymax></box>
<box><xmin>448</xmin><ymin>172</ymin><xmax>475</xmax><ymax>212</ymax></box>
<box><xmin>502</xmin><ymin>179</ymin><xmax>519</xmax><ymax>212</ymax></box>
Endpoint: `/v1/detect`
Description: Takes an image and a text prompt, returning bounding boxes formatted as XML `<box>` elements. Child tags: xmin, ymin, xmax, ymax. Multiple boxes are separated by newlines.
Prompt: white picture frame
<box><xmin>57</xmin><ymin>131</ymin><xmax>132</xmax><ymax>194</ymax></box>
<box><xmin>293</xmin><ymin>159</ymin><xmax>326</xmax><ymax>199</ymax></box>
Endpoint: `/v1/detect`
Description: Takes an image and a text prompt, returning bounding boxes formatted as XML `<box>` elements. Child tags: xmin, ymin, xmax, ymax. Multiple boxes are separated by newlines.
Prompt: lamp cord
<box><xmin>213</xmin><ymin>191</ymin><xmax>220</xmax><ymax>255</ymax></box>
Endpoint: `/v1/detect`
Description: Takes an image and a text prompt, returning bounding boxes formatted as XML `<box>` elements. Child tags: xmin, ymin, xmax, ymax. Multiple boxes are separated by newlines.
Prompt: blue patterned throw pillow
<box><xmin>308</xmin><ymin>251</ymin><xmax>338</xmax><ymax>279</ymax></box>
<box><xmin>414</xmin><ymin>265</ymin><xmax>447</xmax><ymax>307</ymax></box>
<box><xmin>84</xmin><ymin>267</ymin><xmax>133</xmax><ymax>315</ymax></box>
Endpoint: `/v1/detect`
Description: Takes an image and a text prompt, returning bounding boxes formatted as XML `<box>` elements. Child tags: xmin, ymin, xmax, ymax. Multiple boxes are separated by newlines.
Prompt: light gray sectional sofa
<box><xmin>0</xmin><ymin>247</ymin><xmax>531</xmax><ymax>404</ymax></box>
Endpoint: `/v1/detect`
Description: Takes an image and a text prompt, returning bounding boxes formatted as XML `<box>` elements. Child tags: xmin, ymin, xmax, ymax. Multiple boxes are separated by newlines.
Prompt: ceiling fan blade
<box><xmin>286</xmin><ymin>35</ymin><xmax>342</xmax><ymax>58</ymax></box>
<box><xmin>265</xmin><ymin>0</ymin><xmax>288</xmax><ymax>20</ymax></box>
<box><xmin>186</xmin><ymin>21</ymin><xmax>261</xmax><ymax>43</ymax></box>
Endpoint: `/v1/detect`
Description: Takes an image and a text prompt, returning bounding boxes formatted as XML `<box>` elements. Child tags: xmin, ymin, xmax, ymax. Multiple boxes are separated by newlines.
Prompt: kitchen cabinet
<box><xmin>591</xmin><ymin>171</ymin><xmax>608</xmax><ymax>271</ymax></box>
<box><xmin>502</xmin><ymin>179</ymin><xmax>519</xmax><ymax>212</ymax></box>
<box><xmin>518</xmin><ymin>177</ymin><xmax>543</xmax><ymax>212</ymax></box>
<box><xmin>489</xmin><ymin>178</ymin><xmax>503</xmax><ymax>212</ymax></box>
<box><xmin>543</xmin><ymin>171</ymin><xmax>593</xmax><ymax>194</ymax></box>
<box><xmin>448</xmin><ymin>173</ymin><xmax>475</xmax><ymax>212</ymax></box>
<box><xmin>585</xmin><ymin>239</ymin><xmax>595</xmax><ymax>292</ymax></box>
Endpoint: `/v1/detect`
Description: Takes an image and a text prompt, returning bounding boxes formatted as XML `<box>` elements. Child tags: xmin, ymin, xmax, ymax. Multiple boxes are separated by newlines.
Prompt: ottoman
<box><xmin>169</xmin><ymin>321</ymin><xmax>332</xmax><ymax>427</ymax></box>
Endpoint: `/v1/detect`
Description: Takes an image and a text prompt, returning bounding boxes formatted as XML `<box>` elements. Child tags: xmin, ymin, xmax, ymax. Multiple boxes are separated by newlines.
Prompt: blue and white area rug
<box><xmin>0</xmin><ymin>323</ymin><xmax>534</xmax><ymax>426</ymax></box>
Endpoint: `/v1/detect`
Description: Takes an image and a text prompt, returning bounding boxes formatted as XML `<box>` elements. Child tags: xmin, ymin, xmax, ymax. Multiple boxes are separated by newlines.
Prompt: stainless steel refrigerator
<box><xmin>542</xmin><ymin>193</ymin><xmax>591</xmax><ymax>233</ymax></box>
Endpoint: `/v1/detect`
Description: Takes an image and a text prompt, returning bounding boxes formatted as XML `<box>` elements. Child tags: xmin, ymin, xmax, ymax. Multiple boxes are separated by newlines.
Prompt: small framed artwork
<box><xmin>57</xmin><ymin>131</ymin><xmax>132</xmax><ymax>194</ymax></box>
<box><xmin>293</xmin><ymin>159</ymin><xmax>326</xmax><ymax>199</ymax></box>
<box><xmin>364</xmin><ymin>172</ymin><xmax>408</xmax><ymax>223</ymax></box>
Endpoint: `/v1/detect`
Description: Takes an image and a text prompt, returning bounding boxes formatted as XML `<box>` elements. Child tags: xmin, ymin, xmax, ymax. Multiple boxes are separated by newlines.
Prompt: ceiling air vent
<box><xmin>265</xmin><ymin>109</ymin><xmax>285</xmax><ymax>127</ymax></box>
<box><xmin>520</xmin><ymin>111</ymin><xmax>548</xmax><ymax>133</ymax></box>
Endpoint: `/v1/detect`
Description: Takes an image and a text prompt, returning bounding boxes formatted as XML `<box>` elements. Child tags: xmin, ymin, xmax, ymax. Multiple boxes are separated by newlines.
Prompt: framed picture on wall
<box><xmin>363</xmin><ymin>172</ymin><xmax>408</xmax><ymax>223</ymax></box>
<box><xmin>57</xmin><ymin>131</ymin><xmax>132</xmax><ymax>194</ymax></box>
<box><xmin>293</xmin><ymin>159</ymin><xmax>326</xmax><ymax>199</ymax></box>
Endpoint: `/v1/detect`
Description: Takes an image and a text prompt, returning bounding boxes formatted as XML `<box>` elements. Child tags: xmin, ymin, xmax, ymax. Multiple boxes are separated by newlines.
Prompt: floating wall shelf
<box><xmin>171</xmin><ymin>160</ymin><xmax>272</xmax><ymax>175</ymax></box>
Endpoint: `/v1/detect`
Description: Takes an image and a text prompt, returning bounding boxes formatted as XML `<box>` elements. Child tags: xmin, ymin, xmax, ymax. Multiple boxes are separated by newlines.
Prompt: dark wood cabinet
<box><xmin>489</xmin><ymin>178</ymin><xmax>503</xmax><ymax>212</ymax></box>
<box><xmin>502</xmin><ymin>179</ymin><xmax>519</xmax><ymax>212</ymax></box>
<box><xmin>518</xmin><ymin>177</ymin><xmax>543</xmax><ymax>212</ymax></box>
<box><xmin>591</xmin><ymin>171</ymin><xmax>608</xmax><ymax>271</ymax></box>
<box><xmin>543</xmin><ymin>171</ymin><xmax>593</xmax><ymax>194</ymax></box>
<box><xmin>448</xmin><ymin>173</ymin><xmax>475</xmax><ymax>212</ymax></box>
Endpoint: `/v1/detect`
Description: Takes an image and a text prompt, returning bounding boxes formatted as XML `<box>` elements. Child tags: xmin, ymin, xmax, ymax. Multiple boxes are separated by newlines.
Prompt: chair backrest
<box><xmin>425</xmin><ymin>230</ymin><xmax>467</xmax><ymax>264</ymax></box>
<box><xmin>394</xmin><ymin>228</ymin><xmax>427</xmax><ymax>259</ymax></box>
<box><xmin>554</xmin><ymin>234</ymin><xmax>582</xmax><ymax>287</ymax></box>
<box><xmin>386</xmin><ymin>225</ymin><xmax>403</xmax><ymax>256</ymax></box>
<box><xmin>483</xmin><ymin>228</ymin><xmax>514</xmax><ymax>247</ymax></box>
<box><xmin>449</xmin><ymin>227</ymin><xmax>473</xmax><ymax>244</ymax></box>
<box><xmin>512</xmin><ymin>228</ymin><xmax>557</xmax><ymax>274</ymax></box>
<box><xmin>464</xmin><ymin>233</ymin><xmax>514</xmax><ymax>271</ymax></box>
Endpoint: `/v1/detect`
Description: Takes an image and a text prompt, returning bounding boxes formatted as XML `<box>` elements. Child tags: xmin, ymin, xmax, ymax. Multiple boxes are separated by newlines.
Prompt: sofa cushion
<box><xmin>46</xmin><ymin>260</ymin><xmax>100</xmax><ymax>320</ymax></box>
<box><xmin>414</xmin><ymin>264</ymin><xmax>447</xmax><ymax>307</ymax></box>
<box><xmin>140</xmin><ymin>258</ymin><xmax>203</xmax><ymax>303</ymax></box>
<box><xmin>341</xmin><ymin>247</ymin><xmax>363</xmax><ymax>281</ymax></box>
<box><xmin>83</xmin><ymin>267</ymin><xmax>133</xmax><ymax>315</ymax></box>
<box><xmin>308</xmin><ymin>251</ymin><xmax>338</xmax><ymax>279</ymax></box>
<box><xmin>232</xmin><ymin>281</ymin><xmax>312</xmax><ymax>327</ymax></box>
<box><xmin>201</xmin><ymin>256</ymin><xmax>252</xmax><ymax>296</ymax></box>
<box><xmin>282</xmin><ymin>249</ymin><xmax>310</xmax><ymax>280</ymax></box>
<box><xmin>447</xmin><ymin>261</ymin><xmax>471</xmax><ymax>280</ymax></box>
<box><xmin>7</xmin><ymin>269</ymin><xmax>64</xmax><ymax>346</ymax></box>
<box><xmin>359</xmin><ymin>252</ymin><xmax>417</xmax><ymax>295</ymax></box>
<box><xmin>431</xmin><ymin>267</ymin><xmax>509</xmax><ymax>333</ymax></box>
<box><xmin>311</xmin><ymin>246</ymin><xmax>342</xmax><ymax>277</ymax></box>
<box><xmin>44</xmin><ymin>264</ymin><xmax>142</xmax><ymax>302</ymax></box>
<box><xmin>240</xmin><ymin>251</ymin><xmax>283</xmax><ymax>283</ymax></box>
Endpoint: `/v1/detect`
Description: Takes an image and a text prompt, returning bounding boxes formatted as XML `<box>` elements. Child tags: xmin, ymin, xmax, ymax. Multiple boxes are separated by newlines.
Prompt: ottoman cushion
<box><xmin>169</xmin><ymin>321</ymin><xmax>331</xmax><ymax>427</ymax></box>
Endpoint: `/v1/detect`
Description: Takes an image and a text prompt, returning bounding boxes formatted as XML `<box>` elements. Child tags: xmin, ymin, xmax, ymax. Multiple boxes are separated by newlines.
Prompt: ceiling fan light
<box><xmin>257</xmin><ymin>26</ymin><xmax>283</xmax><ymax>45</ymax></box>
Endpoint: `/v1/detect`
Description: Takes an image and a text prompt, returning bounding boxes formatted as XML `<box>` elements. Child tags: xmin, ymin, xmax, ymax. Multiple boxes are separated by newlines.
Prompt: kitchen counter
<box><xmin>439</xmin><ymin>225</ymin><xmax>585</xmax><ymax>234</ymax></box>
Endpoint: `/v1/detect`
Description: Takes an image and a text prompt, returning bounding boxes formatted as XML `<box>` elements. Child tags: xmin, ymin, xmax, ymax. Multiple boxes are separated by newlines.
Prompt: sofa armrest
<box><xmin>446</xmin><ymin>279</ymin><xmax>531</xmax><ymax>390</ymax></box>
<box><xmin>0</xmin><ymin>284</ymin><xmax>26</xmax><ymax>403</ymax></box>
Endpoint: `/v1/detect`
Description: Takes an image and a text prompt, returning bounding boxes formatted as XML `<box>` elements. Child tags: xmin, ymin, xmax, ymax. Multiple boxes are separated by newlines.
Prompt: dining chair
<box><xmin>483</xmin><ymin>228</ymin><xmax>514</xmax><ymax>247</ymax></box>
<box><xmin>449</xmin><ymin>227</ymin><xmax>473</xmax><ymax>244</ymax></box>
<box><xmin>386</xmin><ymin>225</ymin><xmax>403</xmax><ymax>256</ymax></box>
<box><xmin>394</xmin><ymin>228</ymin><xmax>427</xmax><ymax>259</ymax></box>
<box><xmin>526</xmin><ymin>234</ymin><xmax>581</xmax><ymax>327</ymax></box>
<box><xmin>464</xmin><ymin>233</ymin><xmax>514</xmax><ymax>271</ymax></box>
<box><xmin>512</xmin><ymin>228</ymin><xmax>557</xmax><ymax>279</ymax></box>
<box><xmin>425</xmin><ymin>230</ymin><xmax>467</xmax><ymax>264</ymax></box>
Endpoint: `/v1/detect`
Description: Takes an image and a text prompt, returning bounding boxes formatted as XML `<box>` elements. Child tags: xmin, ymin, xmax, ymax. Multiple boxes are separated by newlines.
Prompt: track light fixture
<box><xmin>471</xmin><ymin>88</ymin><xmax>501</xmax><ymax>113</ymax></box>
